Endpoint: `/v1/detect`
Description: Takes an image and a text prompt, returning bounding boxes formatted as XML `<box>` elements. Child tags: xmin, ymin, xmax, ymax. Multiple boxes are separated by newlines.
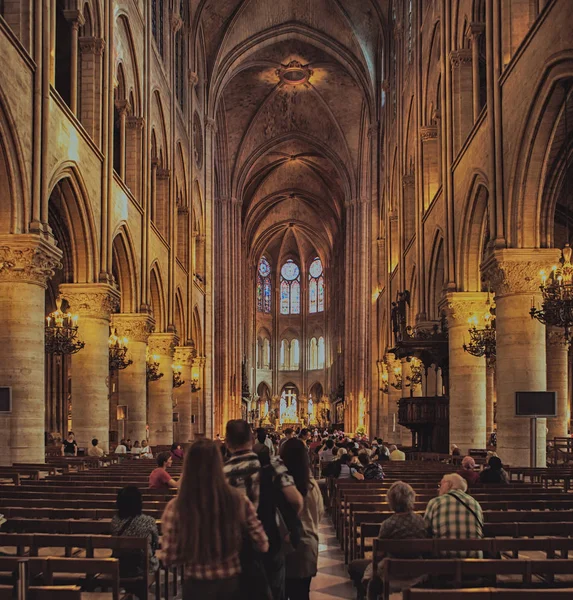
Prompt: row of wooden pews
<box><xmin>328</xmin><ymin>461</ymin><xmax>573</xmax><ymax>599</ymax></box>
<box><xmin>0</xmin><ymin>457</ymin><xmax>184</xmax><ymax>599</ymax></box>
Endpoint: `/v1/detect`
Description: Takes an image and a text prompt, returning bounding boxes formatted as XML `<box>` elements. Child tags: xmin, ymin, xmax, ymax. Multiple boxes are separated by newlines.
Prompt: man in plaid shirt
<box><xmin>424</xmin><ymin>473</ymin><xmax>484</xmax><ymax>557</ymax></box>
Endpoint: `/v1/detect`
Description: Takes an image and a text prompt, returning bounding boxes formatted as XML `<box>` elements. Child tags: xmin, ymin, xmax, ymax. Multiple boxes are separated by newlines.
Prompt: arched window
<box><xmin>309</xmin><ymin>337</ymin><xmax>318</xmax><ymax>370</ymax></box>
<box><xmin>280</xmin><ymin>260</ymin><xmax>300</xmax><ymax>315</ymax></box>
<box><xmin>291</xmin><ymin>339</ymin><xmax>300</xmax><ymax>370</ymax></box>
<box><xmin>262</xmin><ymin>338</ymin><xmax>270</xmax><ymax>369</ymax></box>
<box><xmin>318</xmin><ymin>336</ymin><xmax>325</xmax><ymax>369</ymax></box>
<box><xmin>151</xmin><ymin>0</ymin><xmax>164</xmax><ymax>58</ymax></box>
<box><xmin>280</xmin><ymin>339</ymin><xmax>288</xmax><ymax>370</ymax></box>
<box><xmin>257</xmin><ymin>256</ymin><xmax>272</xmax><ymax>313</ymax></box>
<box><xmin>309</xmin><ymin>257</ymin><xmax>324</xmax><ymax>313</ymax></box>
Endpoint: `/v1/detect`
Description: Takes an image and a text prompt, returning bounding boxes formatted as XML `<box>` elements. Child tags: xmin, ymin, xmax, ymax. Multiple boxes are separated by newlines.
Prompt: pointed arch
<box><xmin>193</xmin><ymin>305</ymin><xmax>203</xmax><ymax>355</ymax></box>
<box><xmin>174</xmin><ymin>288</ymin><xmax>186</xmax><ymax>342</ymax></box>
<box><xmin>427</xmin><ymin>229</ymin><xmax>445</xmax><ymax>320</ymax></box>
<box><xmin>111</xmin><ymin>224</ymin><xmax>139</xmax><ymax>312</ymax></box>
<box><xmin>149</xmin><ymin>262</ymin><xmax>166</xmax><ymax>331</ymax></box>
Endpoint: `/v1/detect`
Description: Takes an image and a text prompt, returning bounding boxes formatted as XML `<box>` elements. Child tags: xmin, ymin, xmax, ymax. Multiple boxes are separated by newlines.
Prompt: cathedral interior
<box><xmin>0</xmin><ymin>0</ymin><xmax>572</xmax><ymax>471</ymax></box>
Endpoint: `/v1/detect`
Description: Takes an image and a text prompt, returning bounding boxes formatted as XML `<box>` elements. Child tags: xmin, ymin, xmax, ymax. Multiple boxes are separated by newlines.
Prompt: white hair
<box><xmin>443</xmin><ymin>473</ymin><xmax>468</xmax><ymax>492</ymax></box>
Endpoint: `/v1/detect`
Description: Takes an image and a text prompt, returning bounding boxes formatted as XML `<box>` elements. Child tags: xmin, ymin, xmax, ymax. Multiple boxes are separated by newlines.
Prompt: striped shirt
<box><xmin>424</xmin><ymin>490</ymin><xmax>484</xmax><ymax>557</ymax></box>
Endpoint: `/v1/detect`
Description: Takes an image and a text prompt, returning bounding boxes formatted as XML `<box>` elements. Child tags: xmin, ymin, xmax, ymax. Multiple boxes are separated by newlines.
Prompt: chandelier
<box><xmin>406</xmin><ymin>356</ymin><xmax>424</xmax><ymax>388</ymax></box>
<box><xmin>109</xmin><ymin>328</ymin><xmax>132</xmax><ymax>371</ymax></box>
<box><xmin>390</xmin><ymin>363</ymin><xmax>403</xmax><ymax>390</ymax></box>
<box><xmin>45</xmin><ymin>297</ymin><xmax>85</xmax><ymax>355</ymax></box>
<box><xmin>530</xmin><ymin>244</ymin><xmax>573</xmax><ymax>341</ymax></box>
<box><xmin>191</xmin><ymin>363</ymin><xmax>201</xmax><ymax>392</ymax></box>
<box><xmin>172</xmin><ymin>364</ymin><xmax>185</xmax><ymax>388</ymax></box>
<box><xmin>146</xmin><ymin>353</ymin><xmax>163</xmax><ymax>382</ymax></box>
<box><xmin>376</xmin><ymin>360</ymin><xmax>389</xmax><ymax>393</ymax></box>
<box><xmin>463</xmin><ymin>295</ymin><xmax>496</xmax><ymax>362</ymax></box>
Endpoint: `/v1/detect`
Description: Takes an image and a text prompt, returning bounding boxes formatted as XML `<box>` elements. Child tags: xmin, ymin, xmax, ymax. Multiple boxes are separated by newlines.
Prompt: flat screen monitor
<box><xmin>515</xmin><ymin>391</ymin><xmax>557</xmax><ymax>417</ymax></box>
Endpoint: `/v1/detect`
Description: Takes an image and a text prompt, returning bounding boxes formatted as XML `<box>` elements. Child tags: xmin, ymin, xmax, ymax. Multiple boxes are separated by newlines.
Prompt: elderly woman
<box><xmin>350</xmin><ymin>481</ymin><xmax>427</xmax><ymax>599</ymax></box>
<box><xmin>458</xmin><ymin>456</ymin><xmax>480</xmax><ymax>486</ymax></box>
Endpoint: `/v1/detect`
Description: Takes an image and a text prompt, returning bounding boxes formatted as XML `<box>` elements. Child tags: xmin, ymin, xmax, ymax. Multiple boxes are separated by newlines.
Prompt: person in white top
<box><xmin>318</xmin><ymin>439</ymin><xmax>336</xmax><ymax>463</ymax></box>
<box><xmin>87</xmin><ymin>438</ymin><xmax>104</xmax><ymax>458</ymax></box>
<box><xmin>131</xmin><ymin>440</ymin><xmax>142</xmax><ymax>457</ymax></box>
<box><xmin>389</xmin><ymin>445</ymin><xmax>406</xmax><ymax>461</ymax></box>
<box><xmin>140</xmin><ymin>440</ymin><xmax>153</xmax><ymax>459</ymax></box>
<box><xmin>115</xmin><ymin>439</ymin><xmax>127</xmax><ymax>454</ymax></box>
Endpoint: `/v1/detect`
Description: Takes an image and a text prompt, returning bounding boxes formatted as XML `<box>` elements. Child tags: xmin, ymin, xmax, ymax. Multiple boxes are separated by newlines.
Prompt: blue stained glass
<box><xmin>281</xmin><ymin>281</ymin><xmax>290</xmax><ymax>314</ymax></box>
<box><xmin>318</xmin><ymin>276</ymin><xmax>324</xmax><ymax>312</ymax></box>
<box><xmin>281</xmin><ymin>260</ymin><xmax>299</xmax><ymax>281</ymax></box>
<box><xmin>309</xmin><ymin>257</ymin><xmax>323</xmax><ymax>278</ymax></box>
<box><xmin>309</xmin><ymin>280</ymin><xmax>317</xmax><ymax>313</ymax></box>
<box><xmin>263</xmin><ymin>279</ymin><xmax>271</xmax><ymax>313</ymax></box>
<box><xmin>259</xmin><ymin>256</ymin><xmax>271</xmax><ymax>277</ymax></box>
<box><xmin>257</xmin><ymin>276</ymin><xmax>263</xmax><ymax>312</ymax></box>
<box><xmin>291</xmin><ymin>280</ymin><xmax>300</xmax><ymax>314</ymax></box>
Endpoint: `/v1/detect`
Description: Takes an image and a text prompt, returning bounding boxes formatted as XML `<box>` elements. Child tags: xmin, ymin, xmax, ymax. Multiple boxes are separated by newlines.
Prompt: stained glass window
<box><xmin>309</xmin><ymin>257</ymin><xmax>324</xmax><ymax>313</ymax></box>
<box><xmin>257</xmin><ymin>256</ymin><xmax>272</xmax><ymax>313</ymax></box>
<box><xmin>309</xmin><ymin>337</ymin><xmax>318</xmax><ymax>369</ymax></box>
<box><xmin>318</xmin><ymin>336</ymin><xmax>325</xmax><ymax>368</ymax></box>
<box><xmin>280</xmin><ymin>259</ymin><xmax>301</xmax><ymax>315</ymax></box>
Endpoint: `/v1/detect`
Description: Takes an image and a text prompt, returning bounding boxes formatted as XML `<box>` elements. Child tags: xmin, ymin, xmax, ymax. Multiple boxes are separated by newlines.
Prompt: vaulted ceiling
<box><xmin>193</xmin><ymin>0</ymin><xmax>387</xmax><ymax>267</ymax></box>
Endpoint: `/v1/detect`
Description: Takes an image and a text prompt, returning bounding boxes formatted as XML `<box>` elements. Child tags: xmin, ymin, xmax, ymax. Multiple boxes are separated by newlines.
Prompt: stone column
<box><xmin>0</xmin><ymin>236</ymin><xmax>62</xmax><ymax>465</ymax></box>
<box><xmin>450</xmin><ymin>49</ymin><xmax>474</xmax><ymax>153</ymax></box>
<box><xmin>546</xmin><ymin>327</ymin><xmax>568</xmax><ymax>440</ymax></box>
<box><xmin>112</xmin><ymin>313</ymin><xmax>155</xmax><ymax>442</ymax></box>
<box><xmin>173</xmin><ymin>345</ymin><xmax>196</xmax><ymax>443</ymax></box>
<box><xmin>420</xmin><ymin>126</ymin><xmax>439</xmax><ymax>211</ymax></box>
<box><xmin>147</xmin><ymin>332</ymin><xmax>177</xmax><ymax>445</ymax></box>
<box><xmin>60</xmin><ymin>283</ymin><xmax>120</xmax><ymax>453</ymax></box>
<box><xmin>443</xmin><ymin>292</ymin><xmax>488</xmax><ymax>454</ymax></box>
<box><xmin>484</xmin><ymin>249</ymin><xmax>560</xmax><ymax>467</ymax></box>
<box><xmin>486</xmin><ymin>362</ymin><xmax>496</xmax><ymax>436</ymax></box>
<box><xmin>63</xmin><ymin>9</ymin><xmax>84</xmax><ymax>115</ymax></box>
<box><xmin>469</xmin><ymin>23</ymin><xmax>485</xmax><ymax>120</ymax></box>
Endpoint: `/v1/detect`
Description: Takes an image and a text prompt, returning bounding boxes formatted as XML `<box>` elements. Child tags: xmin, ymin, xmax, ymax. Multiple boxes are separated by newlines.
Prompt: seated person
<box><xmin>389</xmin><ymin>444</ymin><xmax>406</xmax><ymax>461</ymax></box>
<box><xmin>87</xmin><ymin>438</ymin><xmax>104</xmax><ymax>458</ymax></box>
<box><xmin>458</xmin><ymin>456</ymin><xmax>480</xmax><ymax>486</ymax></box>
<box><xmin>327</xmin><ymin>453</ymin><xmax>364</xmax><ymax>480</ymax></box>
<box><xmin>424</xmin><ymin>473</ymin><xmax>484</xmax><ymax>557</ymax></box>
<box><xmin>170</xmin><ymin>443</ymin><xmax>184</xmax><ymax>461</ymax></box>
<box><xmin>358</xmin><ymin>452</ymin><xmax>384</xmax><ymax>481</ymax></box>
<box><xmin>131</xmin><ymin>440</ymin><xmax>142</xmax><ymax>456</ymax></box>
<box><xmin>149</xmin><ymin>452</ymin><xmax>178</xmax><ymax>489</ymax></box>
<box><xmin>349</xmin><ymin>481</ymin><xmax>427</xmax><ymax>599</ymax></box>
<box><xmin>451</xmin><ymin>444</ymin><xmax>461</xmax><ymax>456</ymax></box>
<box><xmin>61</xmin><ymin>432</ymin><xmax>78</xmax><ymax>457</ymax></box>
<box><xmin>479</xmin><ymin>456</ymin><xmax>509</xmax><ymax>484</ymax></box>
<box><xmin>111</xmin><ymin>486</ymin><xmax>159</xmax><ymax>591</ymax></box>
<box><xmin>140</xmin><ymin>440</ymin><xmax>153</xmax><ymax>459</ymax></box>
<box><xmin>115</xmin><ymin>439</ymin><xmax>127</xmax><ymax>454</ymax></box>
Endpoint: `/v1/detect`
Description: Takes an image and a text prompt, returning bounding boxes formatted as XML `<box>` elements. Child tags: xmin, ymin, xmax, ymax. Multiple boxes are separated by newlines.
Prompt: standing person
<box><xmin>224</xmin><ymin>419</ymin><xmax>303</xmax><ymax>600</ymax></box>
<box><xmin>279</xmin><ymin>429</ymin><xmax>295</xmax><ymax>452</ymax></box>
<box><xmin>281</xmin><ymin>438</ymin><xmax>324</xmax><ymax>600</ymax></box>
<box><xmin>61</xmin><ymin>432</ymin><xmax>78</xmax><ymax>456</ymax></box>
<box><xmin>159</xmin><ymin>439</ymin><xmax>269</xmax><ymax>600</ymax></box>
<box><xmin>149</xmin><ymin>452</ymin><xmax>178</xmax><ymax>489</ymax></box>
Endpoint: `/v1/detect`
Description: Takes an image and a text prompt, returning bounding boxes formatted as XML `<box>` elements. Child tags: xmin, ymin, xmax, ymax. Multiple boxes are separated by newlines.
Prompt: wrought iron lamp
<box><xmin>172</xmin><ymin>364</ymin><xmax>185</xmax><ymax>388</ymax></box>
<box><xmin>376</xmin><ymin>359</ymin><xmax>389</xmax><ymax>393</ymax></box>
<box><xmin>390</xmin><ymin>364</ymin><xmax>403</xmax><ymax>390</ymax></box>
<box><xmin>530</xmin><ymin>245</ymin><xmax>573</xmax><ymax>341</ymax></box>
<box><xmin>109</xmin><ymin>328</ymin><xmax>132</xmax><ymax>371</ymax></box>
<box><xmin>406</xmin><ymin>356</ymin><xmax>424</xmax><ymax>388</ymax></box>
<box><xmin>463</xmin><ymin>295</ymin><xmax>496</xmax><ymax>361</ymax></box>
<box><xmin>45</xmin><ymin>297</ymin><xmax>85</xmax><ymax>355</ymax></box>
<box><xmin>190</xmin><ymin>364</ymin><xmax>201</xmax><ymax>392</ymax></box>
<box><xmin>146</xmin><ymin>353</ymin><xmax>163</xmax><ymax>382</ymax></box>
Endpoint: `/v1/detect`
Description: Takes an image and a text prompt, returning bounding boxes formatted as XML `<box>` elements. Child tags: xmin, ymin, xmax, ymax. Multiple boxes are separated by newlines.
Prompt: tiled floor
<box><xmin>311</xmin><ymin>518</ymin><xmax>356</xmax><ymax>599</ymax></box>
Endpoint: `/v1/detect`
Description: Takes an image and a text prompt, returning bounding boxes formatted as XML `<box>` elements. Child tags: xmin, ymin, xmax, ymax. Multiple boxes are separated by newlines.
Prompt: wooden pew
<box><xmin>403</xmin><ymin>589</ymin><xmax>573</xmax><ymax>599</ymax></box>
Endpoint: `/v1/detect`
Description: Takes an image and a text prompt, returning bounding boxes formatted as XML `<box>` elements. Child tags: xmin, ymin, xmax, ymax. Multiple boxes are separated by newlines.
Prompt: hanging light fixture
<box><xmin>406</xmin><ymin>356</ymin><xmax>424</xmax><ymax>388</ymax></box>
<box><xmin>190</xmin><ymin>363</ymin><xmax>201</xmax><ymax>392</ymax></box>
<box><xmin>463</xmin><ymin>293</ymin><xmax>496</xmax><ymax>362</ymax></box>
<box><xmin>109</xmin><ymin>328</ymin><xmax>132</xmax><ymax>371</ymax></box>
<box><xmin>376</xmin><ymin>359</ymin><xmax>390</xmax><ymax>393</ymax></box>
<box><xmin>146</xmin><ymin>353</ymin><xmax>163</xmax><ymax>382</ymax></box>
<box><xmin>172</xmin><ymin>364</ymin><xmax>185</xmax><ymax>388</ymax></box>
<box><xmin>45</xmin><ymin>297</ymin><xmax>85</xmax><ymax>355</ymax></box>
<box><xmin>390</xmin><ymin>363</ymin><xmax>403</xmax><ymax>390</ymax></box>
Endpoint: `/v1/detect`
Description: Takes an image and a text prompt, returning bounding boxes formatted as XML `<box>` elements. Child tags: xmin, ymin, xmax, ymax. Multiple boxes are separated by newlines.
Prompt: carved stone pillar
<box><xmin>125</xmin><ymin>116</ymin><xmax>144</xmax><ymax>204</ymax></box>
<box><xmin>79</xmin><ymin>37</ymin><xmax>105</xmax><ymax>145</ymax></box>
<box><xmin>115</xmin><ymin>100</ymin><xmax>130</xmax><ymax>180</ymax></box>
<box><xmin>483</xmin><ymin>249</ymin><xmax>560</xmax><ymax>466</ymax></box>
<box><xmin>486</xmin><ymin>362</ymin><xmax>496</xmax><ymax>436</ymax></box>
<box><xmin>173</xmin><ymin>345</ymin><xmax>196</xmax><ymax>443</ymax></box>
<box><xmin>420</xmin><ymin>126</ymin><xmax>439</xmax><ymax>210</ymax></box>
<box><xmin>147</xmin><ymin>332</ymin><xmax>178</xmax><ymax>445</ymax></box>
<box><xmin>155</xmin><ymin>168</ymin><xmax>170</xmax><ymax>240</ymax></box>
<box><xmin>60</xmin><ymin>283</ymin><xmax>121</xmax><ymax>453</ymax></box>
<box><xmin>63</xmin><ymin>9</ymin><xmax>85</xmax><ymax>115</ymax></box>
<box><xmin>112</xmin><ymin>313</ymin><xmax>155</xmax><ymax>441</ymax></box>
<box><xmin>469</xmin><ymin>23</ymin><xmax>485</xmax><ymax>120</ymax></box>
<box><xmin>546</xmin><ymin>327</ymin><xmax>568</xmax><ymax>440</ymax></box>
<box><xmin>443</xmin><ymin>292</ymin><xmax>488</xmax><ymax>454</ymax></box>
<box><xmin>450</xmin><ymin>49</ymin><xmax>474</xmax><ymax>153</ymax></box>
<box><xmin>402</xmin><ymin>174</ymin><xmax>415</xmax><ymax>242</ymax></box>
<box><xmin>0</xmin><ymin>235</ymin><xmax>62</xmax><ymax>465</ymax></box>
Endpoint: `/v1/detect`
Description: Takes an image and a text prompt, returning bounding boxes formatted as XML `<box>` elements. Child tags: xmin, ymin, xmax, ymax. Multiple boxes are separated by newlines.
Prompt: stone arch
<box><xmin>151</xmin><ymin>90</ymin><xmax>169</xmax><ymax>167</ymax></box>
<box><xmin>47</xmin><ymin>164</ymin><xmax>98</xmax><ymax>283</ymax></box>
<box><xmin>308</xmin><ymin>381</ymin><xmax>324</xmax><ymax>400</ymax></box>
<box><xmin>459</xmin><ymin>172</ymin><xmax>490</xmax><ymax>291</ymax></box>
<box><xmin>149</xmin><ymin>262</ymin><xmax>166</xmax><ymax>332</ymax></box>
<box><xmin>509</xmin><ymin>53</ymin><xmax>573</xmax><ymax>248</ymax></box>
<box><xmin>111</xmin><ymin>225</ymin><xmax>139</xmax><ymax>313</ymax></box>
<box><xmin>0</xmin><ymin>90</ymin><xmax>27</xmax><ymax>234</ymax></box>
<box><xmin>427</xmin><ymin>229</ymin><xmax>445</xmax><ymax>320</ymax></box>
<box><xmin>192</xmin><ymin>305</ymin><xmax>203</xmax><ymax>355</ymax></box>
<box><xmin>115</xmin><ymin>13</ymin><xmax>142</xmax><ymax>116</ymax></box>
<box><xmin>257</xmin><ymin>381</ymin><xmax>271</xmax><ymax>401</ymax></box>
<box><xmin>174</xmin><ymin>288</ymin><xmax>186</xmax><ymax>342</ymax></box>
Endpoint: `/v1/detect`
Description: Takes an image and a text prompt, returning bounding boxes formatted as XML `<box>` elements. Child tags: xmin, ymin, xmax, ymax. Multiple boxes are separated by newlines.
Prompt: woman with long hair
<box><xmin>281</xmin><ymin>438</ymin><xmax>324</xmax><ymax>600</ymax></box>
<box><xmin>159</xmin><ymin>439</ymin><xmax>269</xmax><ymax>599</ymax></box>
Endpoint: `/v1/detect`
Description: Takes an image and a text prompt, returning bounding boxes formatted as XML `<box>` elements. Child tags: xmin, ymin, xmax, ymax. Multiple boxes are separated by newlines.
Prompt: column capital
<box><xmin>481</xmin><ymin>248</ymin><xmax>561</xmax><ymax>297</ymax></box>
<box><xmin>79</xmin><ymin>37</ymin><xmax>105</xmax><ymax>56</ymax></box>
<box><xmin>0</xmin><ymin>234</ymin><xmax>62</xmax><ymax>287</ymax></box>
<box><xmin>60</xmin><ymin>283</ymin><xmax>120</xmax><ymax>320</ymax></box>
<box><xmin>126</xmin><ymin>115</ymin><xmax>145</xmax><ymax>130</ymax></box>
<box><xmin>63</xmin><ymin>9</ymin><xmax>85</xmax><ymax>27</ymax></box>
<box><xmin>420</xmin><ymin>125</ymin><xmax>438</xmax><ymax>142</ymax></box>
<box><xmin>148</xmin><ymin>332</ymin><xmax>179</xmax><ymax>357</ymax></box>
<box><xmin>174</xmin><ymin>345</ymin><xmax>198</xmax><ymax>366</ymax></box>
<box><xmin>115</xmin><ymin>99</ymin><xmax>131</xmax><ymax>116</ymax></box>
<box><xmin>547</xmin><ymin>327</ymin><xmax>567</xmax><ymax>347</ymax></box>
<box><xmin>441</xmin><ymin>291</ymin><xmax>489</xmax><ymax>324</ymax></box>
<box><xmin>112</xmin><ymin>313</ymin><xmax>155</xmax><ymax>343</ymax></box>
<box><xmin>469</xmin><ymin>22</ymin><xmax>485</xmax><ymax>38</ymax></box>
<box><xmin>450</xmin><ymin>49</ymin><xmax>473</xmax><ymax>68</ymax></box>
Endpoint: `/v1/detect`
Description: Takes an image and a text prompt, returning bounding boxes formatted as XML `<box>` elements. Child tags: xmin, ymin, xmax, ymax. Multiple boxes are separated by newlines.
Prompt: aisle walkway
<box><xmin>310</xmin><ymin>518</ymin><xmax>356</xmax><ymax>599</ymax></box>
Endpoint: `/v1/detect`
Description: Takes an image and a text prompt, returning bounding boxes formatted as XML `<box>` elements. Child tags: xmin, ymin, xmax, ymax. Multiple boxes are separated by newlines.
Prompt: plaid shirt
<box><xmin>424</xmin><ymin>490</ymin><xmax>484</xmax><ymax>557</ymax></box>
<box><xmin>223</xmin><ymin>450</ymin><xmax>295</xmax><ymax>509</ymax></box>
<box><xmin>159</xmin><ymin>494</ymin><xmax>268</xmax><ymax>580</ymax></box>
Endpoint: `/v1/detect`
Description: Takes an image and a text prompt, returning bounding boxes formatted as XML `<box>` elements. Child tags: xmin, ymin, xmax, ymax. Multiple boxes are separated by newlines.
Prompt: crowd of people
<box><xmin>103</xmin><ymin>424</ymin><xmax>508</xmax><ymax>600</ymax></box>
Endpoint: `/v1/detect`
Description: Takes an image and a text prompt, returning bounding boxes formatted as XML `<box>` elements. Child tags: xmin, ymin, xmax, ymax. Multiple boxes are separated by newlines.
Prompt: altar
<box><xmin>280</xmin><ymin>388</ymin><xmax>299</xmax><ymax>425</ymax></box>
